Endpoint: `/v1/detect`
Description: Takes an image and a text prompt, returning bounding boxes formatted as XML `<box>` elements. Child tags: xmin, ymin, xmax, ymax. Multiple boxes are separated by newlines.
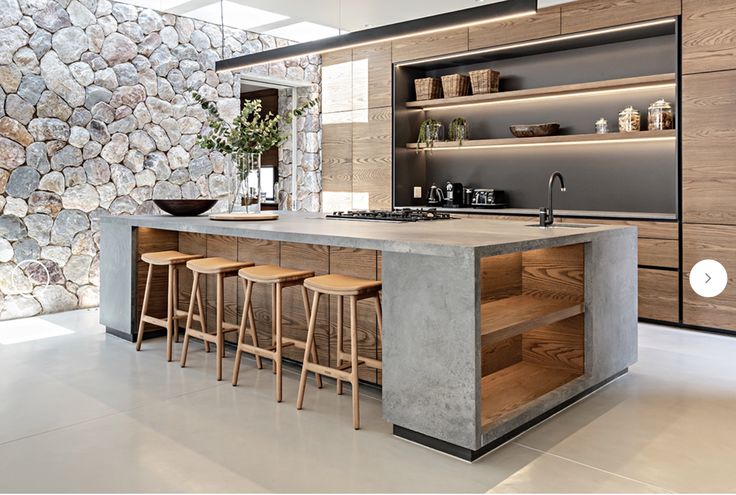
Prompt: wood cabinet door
<box><xmin>352</xmin><ymin>107</ymin><xmax>392</xmax><ymax>210</ymax></box>
<box><xmin>683</xmin><ymin>224</ymin><xmax>736</xmax><ymax>330</ymax></box>
<box><xmin>683</xmin><ymin>70</ymin><xmax>736</xmax><ymax>225</ymax></box>
<box><xmin>561</xmin><ymin>0</ymin><xmax>680</xmax><ymax>34</ymax></box>
<box><xmin>321</xmin><ymin>49</ymin><xmax>353</xmax><ymax>114</ymax></box>
<box><xmin>683</xmin><ymin>0</ymin><xmax>736</xmax><ymax>74</ymax></box>
<box><xmin>469</xmin><ymin>7</ymin><xmax>561</xmax><ymax>50</ymax></box>
<box><xmin>352</xmin><ymin>42</ymin><xmax>391</xmax><ymax>110</ymax></box>
<box><xmin>638</xmin><ymin>268</ymin><xmax>679</xmax><ymax>322</ymax></box>
<box><xmin>391</xmin><ymin>28</ymin><xmax>468</xmax><ymax>63</ymax></box>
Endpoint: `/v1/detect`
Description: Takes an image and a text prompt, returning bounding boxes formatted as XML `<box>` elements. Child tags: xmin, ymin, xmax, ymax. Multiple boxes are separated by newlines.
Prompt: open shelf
<box><xmin>406</xmin><ymin>73</ymin><xmax>675</xmax><ymax>110</ymax></box>
<box><xmin>481</xmin><ymin>294</ymin><xmax>584</xmax><ymax>345</ymax></box>
<box><xmin>406</xmin><ymin>129</ymin><xmax>676</xmax><ymax>151</ymax></box>
<box><xmin>481</xmin><ymin>362</ymin><xmax>581</xmax><ymax>428</ymax></box>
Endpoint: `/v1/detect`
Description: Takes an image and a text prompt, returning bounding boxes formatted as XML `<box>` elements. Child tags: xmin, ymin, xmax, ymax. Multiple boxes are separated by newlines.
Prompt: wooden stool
<box><xmin>232</xmin><ymin>265</ymin><xmax>324</xmax><ymax>402</ymax></box>
<box><xmin>136</xmin><ymin>250</ymin><xmax>204</xmax><ymax>362</ymax></box>
<box><xmin>297</xmin><ymin>274</ymin><xmax>383</xmax><ymax>429</ymax></box>
<box><xmin>180</xmin><ymin>257</ymin><xmax>254</xmax><ymax>381</ymax></box>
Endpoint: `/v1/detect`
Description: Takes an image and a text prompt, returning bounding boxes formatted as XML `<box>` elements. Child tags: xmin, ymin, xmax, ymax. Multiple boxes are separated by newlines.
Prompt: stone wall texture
<box><xmin>0</xmin><ymin>0</ymin><xmax>322</xmax><ymax>320</ymax></box>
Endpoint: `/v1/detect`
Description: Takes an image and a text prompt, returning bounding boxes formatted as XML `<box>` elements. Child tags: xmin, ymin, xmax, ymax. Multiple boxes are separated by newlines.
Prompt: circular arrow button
<box><xmin>690</xmin><ymin>259</ymin><xmax>728</xmax><ymax>298</ymax></box>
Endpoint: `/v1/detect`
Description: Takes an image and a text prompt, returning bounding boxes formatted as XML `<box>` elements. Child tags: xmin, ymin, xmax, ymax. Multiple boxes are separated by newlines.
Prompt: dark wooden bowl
<box><xmin>510</xmin><ymin>123</ymin><xmax>560</xmax><ymax>138</ymax></box>
<box><xmin>154</xmin><ymin>199</ymin><xmax>218</xmax><ymax>216</ymax></box>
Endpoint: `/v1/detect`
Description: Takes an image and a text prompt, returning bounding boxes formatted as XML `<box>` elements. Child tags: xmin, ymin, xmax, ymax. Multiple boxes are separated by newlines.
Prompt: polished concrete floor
<box><xmin>0</xmin><ymin>309</ymin><xmax>733</xmax><ymax>493</ymax></box>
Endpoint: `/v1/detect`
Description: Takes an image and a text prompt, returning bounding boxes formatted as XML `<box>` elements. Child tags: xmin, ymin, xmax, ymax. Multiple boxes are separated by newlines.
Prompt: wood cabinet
<box><xmin>321</xmin><ymin>111</ymin><xmax>353</xmax><ymax>212</ymax></box>
<box><xmin>561</xmin><ymin>0</ymin><xmax>680</xmax><ymax>34</ymax></box>
<box><xmin>639</xmin><ymin>238</ymin><xmax>678</xmax><ymax>269</ymax></box>
<box><xmin>683</xmin><ymin>0</ymin><xmax>736</xmax><ymax>74</ymax></box>
<box><xmin>683</xmin><ymin>224</ymin><xmax>736</xmax><ymax>331</ymax></box>
<box><xmin>638</xmin><ymin>268</ymin><xmax>679</xmax><ymax>322</ymax></box>
<box><xmin>352</xmin><ymin>42</ymin><xmax>391</xmax><ymax>110</ymax></box>
<box><xmin>391</xmin><ymin>27</ymin><xmax>468</xmax><ymax>63</ymax></box>
<box><xmin>683</xmin><ymin>70</ymin><xmax>736</xmax><ymax>225</ymax></box>
<box><xmin>469</xmin><ymin>7</ymin><xmax>561</xmax><ymax>50</ymax></box>
<box><xmin>352</xmin><ymin>107</ymin><xmax>392</xmax><ymax>210</ymax></box>
<box><xmin>321</xmin><ymin>49</ymin><xmax>353</xmax><ymax>114</ymax></box>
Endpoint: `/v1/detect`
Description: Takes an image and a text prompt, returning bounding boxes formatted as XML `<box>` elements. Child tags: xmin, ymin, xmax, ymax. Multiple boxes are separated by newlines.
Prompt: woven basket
<box><xmin>469</xmin><ymin>69</ymin><xmax>500</xmax><ymax>95</ymax></box>
<box><xmin>414</xmin><ymin>77</ymin><xmax>442</xmax><ymax>100</ymax></box>
<box><xmin>441</xmin><ymin>74</ymin><xmax>471</xmax><ymax>98</ymax></box>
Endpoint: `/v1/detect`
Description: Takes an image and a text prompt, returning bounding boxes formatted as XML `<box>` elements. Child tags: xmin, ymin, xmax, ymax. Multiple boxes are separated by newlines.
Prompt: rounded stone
<box><xmin>34</xmin><ymin>285</ymin><xmax>79</xmax><ymax>314</ymax></box>
<box><xmin>100</xmin><ymin>133</ymin><xmax>128</xmax><ymax>163</ymax></box>
<box><xmin>4</xmin><ymin>196</ymin><xmax>27</xmax><ymax>216</ymax></box>
<box><xmin>110</xmin><ymin>163</ymin><xmax>135</xmax><ymax>194</ymax></box>
<box><xmin>68</xmin><ymin>126</ymin><xmax>91</xmax><ymax>148</ymax></box>
<box><xmin>28</xmin><ymin>191</ymin><xmax>63</xmax><ymax>216</ymax></box>
<box><xmin>28</xmin><ymin>117</ymin><xmax>70</xmax><ymax>141</ymax></box>
<box><xmin>50</xmin><ymin>145</ymin><xmax>83</xmax><ymax>170</ymax></box>
<box><xmin>37</xmin><ymin>90</ymin><xmax>72</xmax><ymax>120</ymax></box>
<box><xmin>100</xmin><ymin>32</ymin><xmax>137</xmax><ymax>66</ymax></box>
<box><xmin>38</xmin><ymin>171</ymin><xmax>65</xmax><ymax>194</ymax></box>
<box><xmin>25</xmin><ymin>213</ymin><xmax>53</xmax><ymax>246</ymax></box>
<box><xmin>0</xmin><ymin>214</ymin><xmax>27</xmax><ymax>240</ymax></box>
<box><xmin>6</xmin><ymin>167</ymin><xmax>40</xmax><ymax>199</ymax></box>
<box><xmin>0</xmin><ymin>136</ymin><xmax>26</xmax><ymax>169</ymax></box>
<box><xmin>6</xmin><ymin>94</ymin><xmax>35</xmax><ymax>125</ymax></box>
<box><xmin>32</xmin><ymin>2</ymin><xmax>71</xmax><ymax>33</ymax></box>
<box><xmin>51</xmin><ymin>209</ymin><xmax>90</xmax><ymax>246</ymax></box>
<box><xmin>69</xmin><ymin>62</ymin><xmax>94</xmax><ymax>87</ymax></box>
<box><xmin>39</xmin><ymin>51</ymin><xmax>85</xmax><ymax>107</ymax></box>
<box><xmin>52</xmin><ymin>27</ymin><xmax>87</xmax><ymax>64</ymax></box>
<box><xmin>0</xmin><ymin>116</ymin><xmax>32</xmax><ymax>146</ymax></box>
<box><xmin>0</xmin><ymin>237</ymin><xmax>13</xmax><ymax>262</ymax></box>
<box><xmin>83</xmin><ymin>157</ymin><xmax>110</xmax><ymax>185</ymax></box>
<box><xmin>14</xmin><ymin>237</ymin><xmax>40</xmax><ymax>263</ymax></box>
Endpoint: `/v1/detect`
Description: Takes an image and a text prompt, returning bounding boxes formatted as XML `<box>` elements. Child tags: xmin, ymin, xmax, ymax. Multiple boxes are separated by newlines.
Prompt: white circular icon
<box><xmin>690</xmin><ymin>259</ymin><xmax>728</xmax><ymax>298</ymax></box>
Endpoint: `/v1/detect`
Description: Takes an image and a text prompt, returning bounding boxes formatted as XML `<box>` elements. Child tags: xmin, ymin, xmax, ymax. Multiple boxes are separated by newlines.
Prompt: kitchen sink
<box><xmin>525</xmin><ymin>223</ymin><xmax>597</xmax><ymax>229</ymax></box>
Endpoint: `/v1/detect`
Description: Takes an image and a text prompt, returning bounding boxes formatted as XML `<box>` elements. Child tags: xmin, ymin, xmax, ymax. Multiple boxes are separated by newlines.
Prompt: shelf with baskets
<box><xmin>406</xmin><ymin>73</ymin><xmax>676</xmax><ymax>110</ymax></box>
<box><xmin>405</xmin><ymin>129</ymin><xmax>676</xmax><ymax>150</ymax></box>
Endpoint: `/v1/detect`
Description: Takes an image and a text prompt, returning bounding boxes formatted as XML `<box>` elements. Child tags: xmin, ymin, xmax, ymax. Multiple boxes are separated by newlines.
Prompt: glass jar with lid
<box><xmin>618</xmin><ymin>106</ymin><xmax>641</xmax><ymax>132</ymax></box>
<box><xmin>595</xmin><ymin>118</ymin><xmax>608</xmax><ymax>134</ymax></box>
<box><xmin>648</xmin><ymin>99</ymin><xmax>674</xmax><ymax>131</ymax></box>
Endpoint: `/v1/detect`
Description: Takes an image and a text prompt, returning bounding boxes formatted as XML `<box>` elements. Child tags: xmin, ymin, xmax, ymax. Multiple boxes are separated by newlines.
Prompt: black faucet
<box><xmin>539</xmin><ymin>171</ymin><xmax>566</xmax><ymax>227</ymax></box>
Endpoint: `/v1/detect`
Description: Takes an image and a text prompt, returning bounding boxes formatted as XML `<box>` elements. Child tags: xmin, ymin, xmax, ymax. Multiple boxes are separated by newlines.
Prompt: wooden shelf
<box><xmin>481</xmin><ymin>294</ymin><xmax>584</xmax><ymax>345</ymax></box>
<box><xmin>406</xmin><ymin>73</ymin><xmax>676</xmax><ymax>109</ymax></box>
<box><xmin>481</xmin><ymin>362</ymin><xmax>581</xmax><ymax>428</ymax></box>
<box><xmin>406</xmin><ymin>130</ymin><xmax>676</xmax><ymax>150</ymax></box>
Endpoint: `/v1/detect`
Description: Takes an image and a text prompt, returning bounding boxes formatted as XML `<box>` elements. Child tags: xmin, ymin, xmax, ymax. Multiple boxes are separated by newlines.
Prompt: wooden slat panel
<box><xmin>329</xmin><ymin>247</ymin><xmax>379</xmax><ymax>383</ymax></box>
<box><xmin>638</xmin><ymin>268</ymin><xmax>679</xmax><ymax>322</ymax></box>
<box><xmin>522</xmin><ymin>314</ymin><xmax>584</xmax><ymax>374</ymax></box>
<box><xmin>205</xmin><ymin>236</ymin><xmax>239</xmax><ymax>337</ymax></box>
<box><xmin>683</xmin><ymin>224</ymin><xmax>736</xmax><ymax>330</ymax></box>
<box><xmin>136</xmin><ymin>228</ymin><xmax>178</xmax><ymax>331</ymax></box>
<box><xmin>280</xmin><ymin>242</ymin><xmax>330</xmax><ymax>366</ymax></box>
<box><xmin>683</xmin><ymin>70</ymin><xmax>736</xmax><ymax>225</ymax></box>
<box><xmin>561</xmin><ymin>0</ymin><xmax>680</xmax><ymax>34</ymax></box>
<box><xmin>352</xmin><ymin>106</ymin><xmax>392</xmax><ymax>210</ymax></box>
<box><xmin>352</xmin><ymin>41</ymin><xmax>391</xmax><ymax>110</ymax></box>
<box><xmin>391</xmin><ymin>27</ymin><xmax>468</xmax><ymax>63</ymax></box>
<box><xmin>639</xmin><ymin>238</ymin><xmax>678</xmax><ymax>269</ymax></box>
<box><xmin>522</xmin><ymin>244</ymin><xmax>585</xmax><ymax>303</ymax></box>
<box><xmin>683</xmin><ymin>0</ymin><xmax>736</xmax><ymax>75</ymax></box>
<box><xmin>321</xmin><ymin>49</ymin><xmax>353</xmax><ymax>114</ymax></box>
<box><xmin>237</xmin><ymin>238</ymin><xmax>280</xmax><ymax>351</ymax></box>
<box><xmin>469</xmin><ymin>7</ymin><xmax>561</xmax><ymax>50</ymax></box>
<box><xmin>177</xmin><ymin>232</ymin><xmax>207</xmax><ymax>331</ymax></box>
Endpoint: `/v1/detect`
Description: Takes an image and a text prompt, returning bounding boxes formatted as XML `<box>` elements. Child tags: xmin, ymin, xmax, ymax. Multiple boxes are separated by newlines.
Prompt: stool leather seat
<box><xmin>187</xmin><ymin>257</ymin><xmax>253</xmax><ymax>274</ymax></box>
<box><xmin>141</xmin><ymin>250</ymin><xmax>202</xmax><ymax>265</ymax></box>
<box><xmin>304</xmin><ymin>274</ymin><xmax>383</xmax><ymax>296</ymax></box>
<box><xmin>239</xmin><ymin>264</ymin><xmax>314</xmax><ymax>284</ymax></box>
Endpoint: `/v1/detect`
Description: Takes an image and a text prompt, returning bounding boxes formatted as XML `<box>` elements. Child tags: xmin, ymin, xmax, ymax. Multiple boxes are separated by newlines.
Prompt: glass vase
<box><xmin>228</xmin><ymin>152</ymin><xmax>261</xmax><ymax>214</ymax></box>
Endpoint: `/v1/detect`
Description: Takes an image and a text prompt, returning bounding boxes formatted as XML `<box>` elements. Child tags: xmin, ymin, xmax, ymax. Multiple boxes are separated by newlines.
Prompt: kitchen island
<box><xmin>99</xmin><ymin>212</ymin><xmax>637</xmax><ymax>461</ymax></box>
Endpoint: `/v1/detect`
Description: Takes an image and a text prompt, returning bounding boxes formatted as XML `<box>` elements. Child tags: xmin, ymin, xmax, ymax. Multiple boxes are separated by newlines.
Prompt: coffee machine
<box><xmin>445</xmin><ymin>181</ymin><xmax>464</xmax><ymax>208</ymax></box>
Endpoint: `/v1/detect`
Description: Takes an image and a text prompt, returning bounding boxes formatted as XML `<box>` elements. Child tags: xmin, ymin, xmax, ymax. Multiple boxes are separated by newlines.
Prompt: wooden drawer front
<box><xmin>638</xmin><ymin>268</ymin><xmax>679</xmax><ymax>322</ymax></box>
<box><xmin>559</xmin><ymin>218</ymin><xmax>678</xmax><ymax>240</ymax></box>
<box><xmin>683</xmin><ymin>0</ymin><xmax>736</xmax><ymax>74</ymax></box>
<box><xmin>639</xmin><ymin>238</ymin><xmax>678</xmax><ymax>269</ymax></box>
<box><xmin>561</xmin><ymin>0</ymin><xmax>680</xmax><ymax>34</ymax></box>
<box><xmin>392</xmin><ymin>28</ymin><xmax>468</xmax><ymax>63</ymax></box>
<box><xmin>683</xmin><ymin>224</ymin><xmax>736</xmax><ymax>330</ymax></box>
<box><xmin>469</xmin><ymin>7</ymin><xmax>561</xmax><ymax>50</ymax></box>
<box><xmin>683</xmin><ymin>71</ymin><xmax>736</xmax><ymax>225</ymax></box>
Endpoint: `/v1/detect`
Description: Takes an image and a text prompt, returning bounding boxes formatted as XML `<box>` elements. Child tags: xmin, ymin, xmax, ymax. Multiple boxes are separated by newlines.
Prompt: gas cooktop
<box><xmin>326</xmin><ymin>208</ymin><xmax>453</xmax><ymax>222</ymax></box>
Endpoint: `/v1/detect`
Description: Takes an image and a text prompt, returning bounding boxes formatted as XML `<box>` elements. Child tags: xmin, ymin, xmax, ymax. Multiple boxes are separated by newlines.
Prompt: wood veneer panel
<box><xmin>683</xmin><ymin>0</ymin><xmax>736</xmax><ymax>74</ymax></box>
<box><xmin>522</xmin><ymin>315</ymin><xmax>584</xmax><ymax>374</ymax></box>
<box><xmin>237</xmin><ymin>238</ymin><xmax>280</xmax><ymax>352</ymax></box>
<box><xmin>136</xmin><ymin>228</ymin><xmax>178</xmax><ymax>331</ymax></box>
<box><xmin>683</xmin><ymin>70</ymin><xmax>736</xmax><ymax>225</ymax></box>
<box><xmin>329</xmin><ymin>247</ymin><xmax>379</xmax><ymax>383</ymax></box>
<box><xmin>391</xmin><ymin>27</ymin><xmax>468</xmax><ymax>63</ymax></box>
<box><xmin>280</xmin><ymin>242</ymin><xmax>330</xmax><ymax>366</ymax></box>
<box><xmin>683</xmin><ymin>224</ymin><xmax>736</xmax><ymax>330</ymax></box>
<box><xmin>560</xmin><ymin>218</ymin><xmax>678</xmax><ymax>240</ymax></box>
<box><xmin>321</xmin><ymin>111</ymin><xmax>353</xmax><ymax>207</ymax></box>
<box><xmin>352</xmin><ymin>107</ymin><xmax>392</xmax><ymax>210</ymax></box>
<box><xmin>521</xmin><ymin>244</ymin><xmax>585</xmax><ymax>303</ymax></box>
<box><xmin>321</xmin><ymin>49</ymin><xmax>353</xmax><ymax>114</ymax></box>
<box><xmin>352</xmin><ymin>42</ymin><xmax>392</xmax><ymax>110</ymax></box>
<box><xmin>469</xmin><ymin>7</ymin><xmax>561</xmax><ymax>50</ymax></box>
<box><xmin>638</xmin><ymin>238</ymin><xmax>678</xmax><ymax>269</ymax></box>
<box><xmin>177</xmin><ymin>232</ymin><xmax>207</xmax><ymax>331</ymax></box>
<box><xmin>205</xmin><ymin>236</ymin><xmax>239</xmax><ymax>338</ymax></box>
<box><xmin>480</xmin><ymin>252</ymin><xmax>522</xmax><ymax>302</ymax></box>
<box><xmin>638</xmin><ymin>268</ymin><xmax>679</xmax><ymax>322</ymax></box>
<box><xmin>561</xmin><ymin>0</ymin><xmax>680</xmax><ymax>34</ymax></box>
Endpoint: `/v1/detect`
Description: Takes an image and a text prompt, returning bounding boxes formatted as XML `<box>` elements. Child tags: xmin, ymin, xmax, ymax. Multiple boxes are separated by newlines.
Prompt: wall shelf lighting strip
<box><xmin>410</xmin><ymin>135</ymin><xmax>676</xmax><ymax>151</ymax></box>
<box><xmin>216</xmin><ymin>0</ymin><xmax>537</xmax><ymax>72</ymax></box>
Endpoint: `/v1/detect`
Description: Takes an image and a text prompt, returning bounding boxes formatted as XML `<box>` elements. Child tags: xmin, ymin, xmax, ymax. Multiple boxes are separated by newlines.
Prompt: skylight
<box><xmin>179</xmin><ymin>1</ymin><xmax>288</xmax><ymax>31</ymax></box>
<box><xmin>265</xmin><ymin>21</ymin><xmax>343</xmax><ymax>43</ymax></box>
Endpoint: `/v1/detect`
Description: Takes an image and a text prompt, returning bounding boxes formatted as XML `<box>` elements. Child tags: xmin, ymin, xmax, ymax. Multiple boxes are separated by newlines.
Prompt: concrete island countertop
<box><xmin>99</xmin><ymin>211</ymin><xmax>634</xmax><ymax>258</ymax></box>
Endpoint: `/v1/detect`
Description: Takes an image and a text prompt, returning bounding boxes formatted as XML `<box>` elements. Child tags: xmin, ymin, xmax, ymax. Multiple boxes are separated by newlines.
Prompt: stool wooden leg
<box><xmin>275</xmin><ymin>282</ymin><xmax>283</xmax><ymax>402</ymax></box>
<box><xmin>172</xmin><ymin>265</ymin><xmax>179</xmax><ymax>344</ymax></box>
<box><xmin>335</xmin><ymin>294</ymin><xmax>344</xmax><ymax>395</ymax></box>
<box><xmin>195</xmin><ymin>280</ymin><xmax>209</xmax><ymax>353</ymax></box>
<box><xmin>301</xmin><ymin>285</ymin><xmax>322</xmax><ymax>389</ymax></box>
<box><xmin>248</xmin><ymin>302</ymin><xmax>262</xmax><ymax>369</ymax></box>
<box><xmin>271</xmin><ymin>284</ymin><xmax>277</xmax><ymax>374</ymax></box>
<box><xmin>374</xmin><ymin>294</ymin><xmax>383</xmax><ymax>341</ymax></box>
<box><xmin>297</xmin><ymin>291</ymin><xmax>321</xmax><ymax>410</ymax></box>
<box><xmin>135</xmin><ymin>263</ymin><xmax>153</xmax><ymax>352</ymax></box>
<box><xmin>350</xmin><ymin>295</ymin><xmax>360</xmax><ymax>430</ymax></box>
<box><xmin>180</xmin><ymin>272</ymin><xmax>199</xmax><ymax>368</ymax></box>
<box><xmin>216</xmin><ymin>273</ymin><xmax>224</xmax><ymax>381</ymax></box>
<box><xmin>232</xmin><ymin>279</ymin><xmax>254</xmax><ymax>386</ymax></box>
<box><xmin>166</xmin><ymin>264</ymin><xmax>175</xmax><ymax>362</ymax></box>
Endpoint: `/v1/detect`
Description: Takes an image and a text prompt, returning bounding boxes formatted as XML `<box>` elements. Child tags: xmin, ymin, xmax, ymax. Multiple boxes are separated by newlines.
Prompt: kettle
<box><xmin>427</xmin><ymin>183</ymin><xmax>444</xmax><ymax>206</ymax></box>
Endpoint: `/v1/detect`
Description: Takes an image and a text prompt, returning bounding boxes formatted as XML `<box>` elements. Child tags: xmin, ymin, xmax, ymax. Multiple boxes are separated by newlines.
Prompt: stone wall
<box><xmin>0</xmin><ymin>0</ymin><xmax>322</xmax><ymax>320</ymax></box>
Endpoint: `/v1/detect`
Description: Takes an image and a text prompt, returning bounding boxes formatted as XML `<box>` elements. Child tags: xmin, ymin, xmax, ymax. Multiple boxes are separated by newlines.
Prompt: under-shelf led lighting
<box><xmin>412</xmin><ymin>136</ymin><xmax>676</xmax><ymax>151</ymax></box>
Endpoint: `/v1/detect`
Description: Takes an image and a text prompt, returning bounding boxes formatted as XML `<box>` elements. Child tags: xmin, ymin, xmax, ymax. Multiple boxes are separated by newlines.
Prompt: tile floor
<box><xmin>0</xmin><ymin>309</ymin><xmax>733</xmax><ymax>493</ymax></box>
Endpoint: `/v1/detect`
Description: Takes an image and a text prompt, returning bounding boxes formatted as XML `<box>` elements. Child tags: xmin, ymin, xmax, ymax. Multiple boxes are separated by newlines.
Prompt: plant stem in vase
<box><xmin>229</xmin><ymin>152</ymin><xmax>262</xmax><ymax>214</ymax></box>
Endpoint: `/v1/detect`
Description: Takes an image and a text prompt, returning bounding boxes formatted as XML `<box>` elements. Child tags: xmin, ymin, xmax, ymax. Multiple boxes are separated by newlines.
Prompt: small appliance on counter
<box><xmin>471</xmin><ymin>189</ymin><xmax>508</xmax><ymax>208</ymax></box>
<box><xmin>427</xmin><ymin>183</ymin><xmax>444</xmax><ymax>207</ymax></box>
<box><xmin>327</xmin><ymin>208</ymin><xmax>453</xmax><ymax>222</ymax></box>
<box><xmin>444</xmin><ymin>181</ymin><xmax>464</xmax><ymax>208</ymax></box>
